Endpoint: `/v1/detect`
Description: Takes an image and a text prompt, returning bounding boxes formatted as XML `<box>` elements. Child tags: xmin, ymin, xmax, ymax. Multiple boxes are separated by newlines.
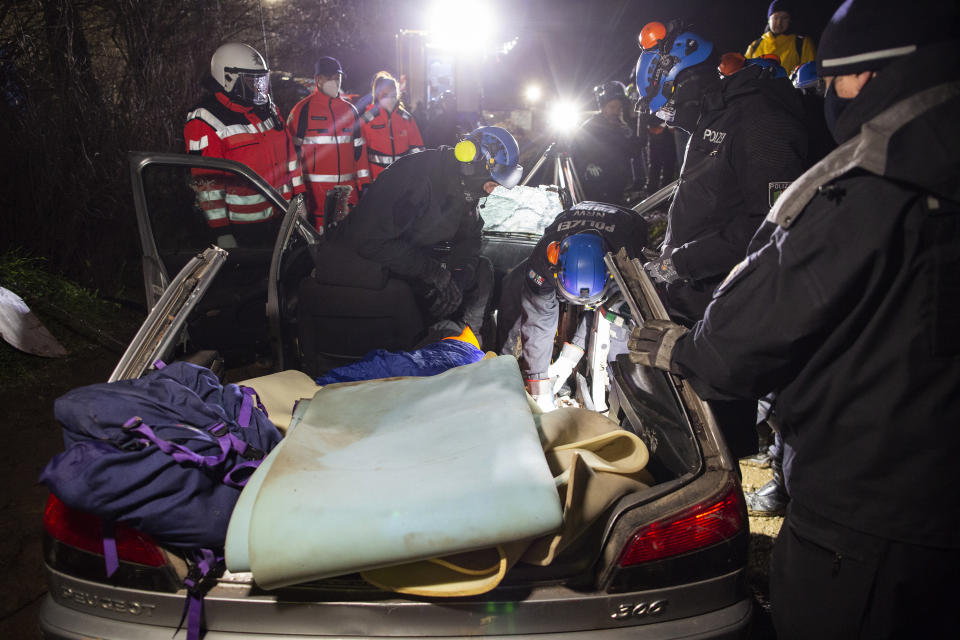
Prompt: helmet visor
<box><xmin>230</xmin><ymin>69</ymin><xmax>270</xmax><ymax>105</ymax></box>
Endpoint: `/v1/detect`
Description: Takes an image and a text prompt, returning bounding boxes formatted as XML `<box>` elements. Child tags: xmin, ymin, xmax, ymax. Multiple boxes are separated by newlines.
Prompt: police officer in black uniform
<box><xmin>635</xmin><ymin>21</ymin><xmax>808</xmax><ymax>325</ymax></box>
<box><xmin>572</xmin><ymin>81</ymin><xmax>642</xmax><ymax>205</ymax></box>
<box><xmin>628</xmin><ymin>1</ymin><xmax>960</xmax><ymax>635</ymax></box>
<box><xmin>327</xmin><ymin>126</ymin><xmax>523</xmax><ymax>337</ymax></box>
<box><xmin>497</xmin><ymin>202</ymin><xmax>648</xmax><ymax>409</ymax></box>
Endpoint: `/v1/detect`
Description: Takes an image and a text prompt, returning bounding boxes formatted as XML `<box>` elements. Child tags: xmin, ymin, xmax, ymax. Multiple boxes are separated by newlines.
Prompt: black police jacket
<box><xmin>663</xmin><ymin>65</ymin><xmax>807</xmax><ymax>322</ymax></box>
<box><xmin>572</xmin><ymin>114</ymin><xmax>642</xmax><ymax>205</ymax></box>
<box><xmin>671</xmin><ymin>41</ymin><xmax>960</xmax><ymax>548</ymax></box>
<box><xmin>330</xmin><ymin>148</ymin><xmax>483</xmax><ymax>281</ymax></box>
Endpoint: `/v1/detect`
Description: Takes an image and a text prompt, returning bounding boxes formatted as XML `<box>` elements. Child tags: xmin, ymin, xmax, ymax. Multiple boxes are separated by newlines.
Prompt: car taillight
<box><xmin>43</xmin><ymin>493</ymin><xmax>167</xmax><ymax>567</ymax></box>
<box><xmin>617</xmin><ymin>482</ymin><xmax>746</xmax><ymax>566</ymax></box>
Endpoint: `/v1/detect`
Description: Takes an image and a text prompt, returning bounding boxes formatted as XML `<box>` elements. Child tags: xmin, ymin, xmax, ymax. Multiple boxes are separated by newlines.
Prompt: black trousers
<box><xmin>771</xmin><ymin>501</ymin><xmax>960</xmax><ymax>640</ymax></box>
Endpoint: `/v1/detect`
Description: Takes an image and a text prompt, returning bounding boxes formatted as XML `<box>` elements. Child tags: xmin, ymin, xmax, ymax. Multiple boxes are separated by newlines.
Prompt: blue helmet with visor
<box><xmin>553</xmin><ymin>231</ymin><xmax>611</xmax><ymax>306</ymax></box>
<box><xmin>454</xmin><ymin>126</ymin><xmax>523</xmax><ymax>189</ymax></box>
<box><xmin>790</xmin><ymin>61</ymin><xmax>819</xmax><ymax>90</ymax></box>
<box><xmin>635</xmin><ymin>22</ymin><xmax>714</xmax><ymax>122</ymax></box>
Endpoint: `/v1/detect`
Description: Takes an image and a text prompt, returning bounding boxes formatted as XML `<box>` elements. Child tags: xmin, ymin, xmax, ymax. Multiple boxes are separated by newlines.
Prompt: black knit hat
<box><xmin>817</xmin><ymin>0</ymin><xmax>959</xmax><ymax>77</ymax></box>
<box><xmin>767</xmin><ymin>1</ymin><xmax>794</xmax><ymax>18</ymax></box>
<box><xmin>314</xmin><ymin>56</ymin><xmax>343</xmax><ymax>78</ymax></box>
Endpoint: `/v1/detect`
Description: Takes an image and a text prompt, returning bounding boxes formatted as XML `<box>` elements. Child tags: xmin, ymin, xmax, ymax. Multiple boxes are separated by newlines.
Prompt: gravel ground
<box><xmin>740</xmin><ymin>462</ymin><xmax>784</xmax><ymax>640</ymax></box>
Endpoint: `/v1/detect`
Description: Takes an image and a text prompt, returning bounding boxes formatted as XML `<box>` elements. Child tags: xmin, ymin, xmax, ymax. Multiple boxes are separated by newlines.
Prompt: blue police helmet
<box><xmin>635</xmin><ymin>26</ymin><xmax>714</xmax><ymax>116</ymax></box>
<box><xmin>790</xmin><ymin>61</ymin><xmax>818</xmax><ymax>89</ymax></box>
<box><xmin>455</xmin><ymin>126</ymin><xmax>523</xmax><ymax>189</ymax></box>
<box><xmin>744</xmin><ymin>56</ymin><xmax>788</xmax><ymax>79</ymax></box>
<box><xmin>478</xmin><ymin>126</ymin><xmax>523</xmax><ymax>188</ymax></box>
<box><xmin>555</xmin><ymin>232</ymin><xmax>611</xmax><ymax>306</ymax></box>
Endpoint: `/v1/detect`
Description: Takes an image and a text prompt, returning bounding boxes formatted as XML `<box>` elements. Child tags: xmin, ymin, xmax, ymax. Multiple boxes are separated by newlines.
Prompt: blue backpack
<box><xmin>40</xmin><ymin>361</ymin><xmax>284</xmax><ymax>640</ymax></box>
<box><xmin>41</xmin><ymin>360</ymin><xmax>282</xmax><ymax>548</ymax></box>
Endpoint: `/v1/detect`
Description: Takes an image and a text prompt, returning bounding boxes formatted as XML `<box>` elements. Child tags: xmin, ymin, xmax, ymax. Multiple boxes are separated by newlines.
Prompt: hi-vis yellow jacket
<box><xmin>745</xmin><ymin>31</ymin><xmax>816</xmax><ymax>76</ymax></box>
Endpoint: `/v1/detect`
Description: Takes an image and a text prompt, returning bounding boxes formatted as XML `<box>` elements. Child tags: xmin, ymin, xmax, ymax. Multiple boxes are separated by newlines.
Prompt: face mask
<box><xmin>661</xmin><ymin>68</ymin><xmax>704</xmax><ymax>134</ymax></box>
<box><xmin>823</xmin><ymin>83</ymin><xmax>853</xmax><ymax>142</ymax></box>
<box><xmin>320</xmin><ymin>79</ymin><xmax>340</xmax><ymax>98</ymax></box>
<box><xmin>378</xmin><ymin>96</ymin><xmax>398</xmax><ymax>112</ymax></box>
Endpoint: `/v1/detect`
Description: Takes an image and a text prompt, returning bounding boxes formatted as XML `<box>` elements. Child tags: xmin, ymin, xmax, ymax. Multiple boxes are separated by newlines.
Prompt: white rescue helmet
<box><xmin>210</xmin><ymin>43</ymin><xmax>270</xmax><ymax>106</ymax></box>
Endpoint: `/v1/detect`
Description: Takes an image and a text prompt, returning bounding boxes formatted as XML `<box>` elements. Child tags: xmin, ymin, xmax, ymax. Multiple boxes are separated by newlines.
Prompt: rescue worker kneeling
<box><xmin>312</xmin><ymin>126</ymin><xmax>524</xmax><ymax>345</ymax></box>
<box><xmin>497</xmin><ymin>202</ymin><xmax>648</xmax><ymax>410</ymax></box>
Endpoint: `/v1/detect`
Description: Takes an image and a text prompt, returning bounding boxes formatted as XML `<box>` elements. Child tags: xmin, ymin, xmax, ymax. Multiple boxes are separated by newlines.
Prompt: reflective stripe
<box><xmin>302</xmin><ymin>135</ymin><xmax>352</xmax><ymax>145</ymax></box>
<box><xmin>225</xmin><ymin>192</ymin><xmax>268</xmax><ymax>205</ymax></box>
<box><xmin>187</xmin><ymin>108</ymin><xmax>271</xmax><ymax>139</ymax></box>
<box><xmin>354</xmin><ymin>137</ymin><xmax>365</xmax><ymax>147</ymax></box>
<box><xmin>306</xmin><ymin>173</ymin><xmax>355</xmax><ymax>182</ymax></box>
<box><xmin>821</xmin><ymin>45</ymin><xmax>917</xmax><ymax>68</ymax></box>
<box><xmin>368</xmin><ymin>152</ymin><xmax>394</xmax><ymax>165</ymax></box>
<box><xmin>291</xmin><ymin>175</ymin><xmax>304</xmax><ymax>187</ymax></box>
<box><xmin>220</xmin><ymin>123</ymin><xmax>261</xmax><ymax>139</ymax></box>
<box><xmin>187</xmin><ymin>108</ymin><xmax>226</xmax><ymax>132</ymax></box>
<box><xmin>356</xmin><ymin>169</ymin><xmax>370</xmax><ymax>178</ymax></box>
<box><xmin>204</xmin><ymin>207</ymin><xmax>228</xmax><ymax>221</ymax></box>
<box><xmin>188</xmin><ymin>135</ymin><xmax>209</xmax><ymax>151</ymax></box>
<box><xmin>229</xmin><ymin>208</ymin><xmax>274</xmax><ymax>222</ymax></box>
<box><xmin>287</xmin><ymin>160</ymin><xmax>299</xmax><ymax>171</ymax></box>
<box><xmin>195</xmin><ymin>189</ymin><xmax>225</xmax><ymax>202</ymax></box>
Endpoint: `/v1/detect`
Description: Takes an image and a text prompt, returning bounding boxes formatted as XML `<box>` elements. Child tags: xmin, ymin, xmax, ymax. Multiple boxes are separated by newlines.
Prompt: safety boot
<box><xmin>745</xmin><ymin>459</ymin><xmax>788</xmax><ymax>517</ymax></box>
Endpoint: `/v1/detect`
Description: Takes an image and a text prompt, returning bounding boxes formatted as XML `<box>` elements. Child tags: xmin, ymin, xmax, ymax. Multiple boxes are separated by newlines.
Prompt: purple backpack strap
<box><xmin>102</xmin><ymin>521</ymin><xmax>119</xmax><ymax>577</ymax></box>
<box><xmin>177</xmin><ymin>548</ymin><xmax>224</xmax><ymax>640</ymax></box>
<box><xmin>236</xmin><ymin>385</ymin><xmax>267</xmax><ymax>427</ymax></box>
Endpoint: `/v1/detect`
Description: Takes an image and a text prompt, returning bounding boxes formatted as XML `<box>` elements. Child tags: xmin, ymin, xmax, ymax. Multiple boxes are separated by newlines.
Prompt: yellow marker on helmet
<box><xmin>454</xmin><ymin>139</ymin><xmax>478</xmax><ymax>163</ymax></box>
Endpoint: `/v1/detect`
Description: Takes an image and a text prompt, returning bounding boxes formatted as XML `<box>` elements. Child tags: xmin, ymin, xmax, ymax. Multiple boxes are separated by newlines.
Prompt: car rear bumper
<box><xmin>40</xmin><ymin>590</ymin><xmax>752</xmax><ymax>639</ymax></box>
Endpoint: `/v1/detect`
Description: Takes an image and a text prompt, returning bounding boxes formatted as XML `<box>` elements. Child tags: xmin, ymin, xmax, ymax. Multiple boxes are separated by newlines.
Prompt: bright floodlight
<box><xmin>427</xmin><ymin>0</ymin><xmax>494</xmax><ymax>54</ymax></box>
<box><xmin>549</xmin><ymin>101</ymin><xmax>581</xmax><ymax>132</ymax></box>
<box><xmin>524</xmin><ymin>84</ymin><xmax>542</xmax><ymax>103</ymax></box>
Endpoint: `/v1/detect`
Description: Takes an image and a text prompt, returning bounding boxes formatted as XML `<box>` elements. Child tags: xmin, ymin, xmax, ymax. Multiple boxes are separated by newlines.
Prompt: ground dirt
<box><xmin>0</xmin><ymin>302</ymin><xmax>144</xmax><ymax>639</ymax></box>
<box><xmin>740</xmin><ymin>462</ymin><xmax>783</xmax><ymax>639</ymax></box>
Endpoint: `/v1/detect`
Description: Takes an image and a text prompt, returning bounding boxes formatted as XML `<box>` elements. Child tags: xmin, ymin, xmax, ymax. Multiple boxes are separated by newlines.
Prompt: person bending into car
<box><xmin>628</xmin><ymin>1</ymin><xmax>960</xmax><ymax>636</ymax></box>
<box><xmin>497</xmin><ymin>202</ymin><xmax>648</xmax><ymax>411</ymax></box>
<box><xmin>325</xmin><ymin>126</ymin><xmax>523</xmax><ymax>340</ymax></box>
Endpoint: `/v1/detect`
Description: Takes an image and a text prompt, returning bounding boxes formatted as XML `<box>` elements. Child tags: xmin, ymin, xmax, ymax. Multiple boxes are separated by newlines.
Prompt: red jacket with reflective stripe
<box><xmin>183</xmin><ymin>91</ymin><xmax>304</xmax><ymax>229</ymax></box>
<box><xmin>361</xmin><ymin>104</ymin><xmax>425</xmax><ymax>180</ymax></box>
<box><xmin>287</xmin><ymin>91</ymin><xmax>372</xmax><ymax>230</ymax></box>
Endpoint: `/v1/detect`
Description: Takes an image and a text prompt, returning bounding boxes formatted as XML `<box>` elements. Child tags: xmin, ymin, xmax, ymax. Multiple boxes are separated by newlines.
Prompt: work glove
<box><xmin>547</xmin><ymin>342</ymin><xmax>585</xmax><ymax>394</ymax></box>
<box><xmin>627</xmin><ymin>319</ymin><xmax>688</xmax><ymax>372</ymax></box>
<box><xmin>526</xmin><ymin>377</ymin><xmax>557</xmax><ymax>413</ymax></box>
<box><xmin>422</xmin><ymin>260</ymin><xmax>463</xmax><ymax>318</ymax></box>
<box><xmin>585</xmin><ymin>163</ymin><xmax>603</xmax><ymax>179</ymax></box>
<box><xmin>643</xmin><ymin>254</ymin><xmax>680</xmax><ymax>284</ymax></box>
<box><xmin>215</xmin><ymin>233</ymin><xmax>238</xmax><ymax>249</ymax></box>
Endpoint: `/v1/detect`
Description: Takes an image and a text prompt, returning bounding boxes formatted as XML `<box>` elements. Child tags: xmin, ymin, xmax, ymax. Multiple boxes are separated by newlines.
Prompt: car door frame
<box><xmin>127</xmin><ymin>151</ymin><xmax>314</xmax><ymax>373</ymax></box>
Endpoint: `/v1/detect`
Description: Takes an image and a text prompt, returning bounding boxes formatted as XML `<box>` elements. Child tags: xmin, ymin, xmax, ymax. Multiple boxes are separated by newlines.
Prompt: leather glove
<box><xmin>627</xmin><ymin>319</ymin><xmax>688</xmax><ymax>372</ymax></box>
<box><xmin>422</xmin><ymin>261</ymin><xmax>463</xmax><ymax>318</ymax></box>
<box><xmin>526</xmin><ymin>378</ymin><xmax>557</xmax><ymax>413</ymax></box>
<box><xmin>643</xmin><ymin>254</ymin><xmax>680</xmax><ymax>284</ymax></box>
<box><xmin>547</xmin><ymin>342</ymin><xmax>585</xmax><ymax>394</ymax></box>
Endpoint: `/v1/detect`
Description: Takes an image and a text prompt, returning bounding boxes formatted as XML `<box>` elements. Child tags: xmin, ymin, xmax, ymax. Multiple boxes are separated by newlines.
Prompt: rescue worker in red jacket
<box><xmin>287</xmin><ymin>56</ymin><xmax>372</xmax><ymax>232</ymax></box>
<box><xmin>184</xmin><ymin>42</ymin><xmax>304</xmax><ymax>247</ymax></box>
<box><xmin>361</xmin><ymin>71</ymin><xmax>425</xmax><ymax>180</ymax></box>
